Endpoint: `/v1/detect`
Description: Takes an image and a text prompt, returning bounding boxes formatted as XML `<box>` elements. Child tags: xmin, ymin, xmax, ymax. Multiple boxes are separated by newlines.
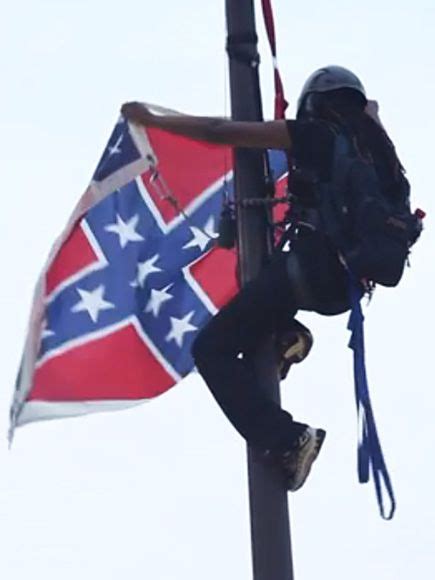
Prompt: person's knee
<box><xmin>286</xmin><ymin>252</ymin><xmax>315</xmax><ymax>310</ymax></box>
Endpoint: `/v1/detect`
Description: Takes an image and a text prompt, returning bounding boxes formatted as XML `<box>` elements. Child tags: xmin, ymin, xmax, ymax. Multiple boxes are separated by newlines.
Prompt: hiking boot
<box><xmin>276</xmin><ymin>321</ymin><xmax>313</xmax><ymax>380</ymax></box>
<box><xmin>281</xmin><ymin>427</ymin><xmax>326</xmax><ymax>491</ymax></box>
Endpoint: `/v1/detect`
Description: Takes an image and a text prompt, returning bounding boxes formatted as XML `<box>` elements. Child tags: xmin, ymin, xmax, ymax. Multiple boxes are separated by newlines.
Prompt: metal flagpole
<box><xmin>225</xmin><ymin>1</ymin><xmax>295</xmax><ymax>579</ymax></box>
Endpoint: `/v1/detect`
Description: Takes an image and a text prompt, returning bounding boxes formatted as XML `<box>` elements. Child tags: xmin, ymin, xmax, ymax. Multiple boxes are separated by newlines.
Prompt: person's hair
<box><xmin>309</xmin><ymin>88</ymin><xmax>405</xmax><ymax>185</ymax></box>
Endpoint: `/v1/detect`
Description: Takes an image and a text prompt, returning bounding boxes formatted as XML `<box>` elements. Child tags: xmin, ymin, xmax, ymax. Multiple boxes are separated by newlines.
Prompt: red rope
<box><xmin>261</xmin><ymin>0</ymin><xmax>288</xmax><ymax>119</ymax></box>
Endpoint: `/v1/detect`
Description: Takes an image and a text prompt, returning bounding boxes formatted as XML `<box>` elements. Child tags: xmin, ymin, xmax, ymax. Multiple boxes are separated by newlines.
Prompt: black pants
<box><xmin>192</xmin><ymin>237</ymin><xmax>349</xmax><ymax>453</ymax></box>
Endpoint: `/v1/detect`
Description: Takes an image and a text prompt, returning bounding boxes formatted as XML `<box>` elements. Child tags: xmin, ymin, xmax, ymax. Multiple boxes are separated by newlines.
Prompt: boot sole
<box><xmin>288</xmin><ymin>428</ymin><xmax>326</xmax><ymax>492</ymax></box>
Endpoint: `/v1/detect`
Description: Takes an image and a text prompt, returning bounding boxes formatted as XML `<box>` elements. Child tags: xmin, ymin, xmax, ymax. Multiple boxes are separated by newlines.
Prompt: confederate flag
<box><xmin>9</xmin><ymin>106</ymin><xmax>288</xmax><ymax>441</ymax></box>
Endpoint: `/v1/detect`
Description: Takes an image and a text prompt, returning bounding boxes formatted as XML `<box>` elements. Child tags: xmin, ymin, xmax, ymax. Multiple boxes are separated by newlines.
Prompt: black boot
<box><xmin>275</xmin><ymin>319</ymin><xmax>313</xmax><ymax>380</ymax></box>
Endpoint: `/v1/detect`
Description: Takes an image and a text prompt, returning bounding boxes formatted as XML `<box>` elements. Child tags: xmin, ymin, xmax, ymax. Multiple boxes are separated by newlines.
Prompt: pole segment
<box><xmin>225</xmin><ymin>2</ymin><xmax>295</xmax><ymax>579</ymax></box>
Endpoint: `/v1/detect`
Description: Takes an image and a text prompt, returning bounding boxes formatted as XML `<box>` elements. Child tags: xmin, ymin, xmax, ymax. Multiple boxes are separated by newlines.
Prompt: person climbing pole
<box><xmin>121</xmin><ymin>65</ymin><xmax>420</xmax><ymax>492</ymax></box>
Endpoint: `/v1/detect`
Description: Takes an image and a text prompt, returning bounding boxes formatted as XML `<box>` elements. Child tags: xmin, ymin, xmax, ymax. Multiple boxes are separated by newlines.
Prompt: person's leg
<box><xmin>192</xmin><ymin>254</ymin><xmax>307</xmax><ymax>453</ymax></box>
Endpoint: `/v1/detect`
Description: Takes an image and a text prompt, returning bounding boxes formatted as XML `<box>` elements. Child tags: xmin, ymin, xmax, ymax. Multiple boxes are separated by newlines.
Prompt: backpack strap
<box><xmin>317</xmin><ymin>132</ymin><xmax>354</xmax><ymax>253</ymax></box>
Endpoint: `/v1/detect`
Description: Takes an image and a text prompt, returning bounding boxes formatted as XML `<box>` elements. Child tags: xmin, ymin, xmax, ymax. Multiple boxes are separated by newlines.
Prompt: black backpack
<box><xmin>317</xmin><ymin>129</ymin><xmax>423</xmax><ymax>287</ymax></box>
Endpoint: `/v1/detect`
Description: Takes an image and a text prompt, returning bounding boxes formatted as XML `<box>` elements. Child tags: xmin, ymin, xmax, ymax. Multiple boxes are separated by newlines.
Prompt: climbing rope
<box><xmin>260</xmin><ymin>0</ymin><xmax>288</xmax><ymax>119</ymax></box>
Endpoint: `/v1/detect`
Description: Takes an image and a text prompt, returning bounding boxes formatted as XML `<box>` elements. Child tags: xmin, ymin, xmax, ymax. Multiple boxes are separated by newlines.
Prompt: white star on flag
<box><xmin>71</xmin><ymin>285</ymin><xmax>115</xmax><ymax>323</ymax></box>
<box><xmin>105</xmin><ymin>214</ymin><xmax>144</xmax><ymax>248</ymax></box>
<box><xmin>108</xmin><ymin>134</ymin><xmax>123</xmax><ymax>156</ymax></box>
<box><xmin>166</xmin><ymin>311</ymin><xmax>198</xmax><ymax>347</ymax></box>
<box><xmin>145</xmin><ymin>285</ymin><xmax>173</xmax><ymax>317</ymax></box>
<box><xmin>41</xmin><ymin>325</ymin><xmax>55</xmax><ymax>339</ymax></box>
<box><xmin>183</xmin><ymin>216</ymin><xmax>218</xmax><ymax>252</ymax></box>
<box><xmin>131</xmin><ymin>254</ymin><xmax>162</xmax><ymax>288</ymax></box>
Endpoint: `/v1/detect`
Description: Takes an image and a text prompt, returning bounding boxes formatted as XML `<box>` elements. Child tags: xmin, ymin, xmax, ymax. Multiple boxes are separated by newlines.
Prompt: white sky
<box><xmin>1</xmin><ymin>1</ymin><xmax>434</xmax><ymax>579</ymax></box>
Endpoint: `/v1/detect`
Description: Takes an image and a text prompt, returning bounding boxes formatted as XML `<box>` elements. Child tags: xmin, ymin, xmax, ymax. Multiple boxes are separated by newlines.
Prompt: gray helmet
<box><xmin>297</xmin><ymin>65</ymin><xmax>367</xmax><ymax>113</ymax></box>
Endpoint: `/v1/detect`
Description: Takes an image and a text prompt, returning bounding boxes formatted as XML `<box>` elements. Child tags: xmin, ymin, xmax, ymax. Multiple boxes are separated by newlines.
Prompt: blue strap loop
<box><xmin>347</xmin><ymin>279</ymin><xmax>396</xmax><ymax>520</ymax></box>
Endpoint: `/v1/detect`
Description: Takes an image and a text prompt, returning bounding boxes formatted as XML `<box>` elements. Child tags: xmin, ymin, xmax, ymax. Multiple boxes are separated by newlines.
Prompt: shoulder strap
<box><xmin>316</xmin><ymin>130</ymin><xmax>355</xmax><ymax>251</ymax></box>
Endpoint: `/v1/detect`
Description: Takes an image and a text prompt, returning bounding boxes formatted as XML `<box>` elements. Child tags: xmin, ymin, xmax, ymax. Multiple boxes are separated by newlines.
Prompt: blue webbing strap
<box><xmin>347</xmin><ymin>279</ymin><xmax>396</xmax><ymax>520</ymax></box>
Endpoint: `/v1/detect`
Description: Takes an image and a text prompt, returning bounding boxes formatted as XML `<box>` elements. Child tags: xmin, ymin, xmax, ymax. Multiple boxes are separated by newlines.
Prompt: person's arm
<box><xmin>121</xmin><ymin>102</ymin><xmax>292</xmax><ymax>150</ymax></box>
